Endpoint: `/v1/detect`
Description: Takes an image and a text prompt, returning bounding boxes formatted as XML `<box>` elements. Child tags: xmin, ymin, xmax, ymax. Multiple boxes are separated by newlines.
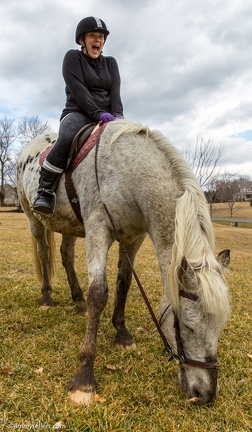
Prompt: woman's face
<box><xmin>82</xmin><ymin>32</ymin><xmax>105</xmax><ymax>58</ymax></box>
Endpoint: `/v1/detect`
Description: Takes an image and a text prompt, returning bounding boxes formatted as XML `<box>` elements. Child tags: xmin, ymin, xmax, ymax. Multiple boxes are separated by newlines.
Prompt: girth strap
<box><xmin>65</xmin><ymin>170</ymin><xmax>83</xmax><ymax>224</ymax></box>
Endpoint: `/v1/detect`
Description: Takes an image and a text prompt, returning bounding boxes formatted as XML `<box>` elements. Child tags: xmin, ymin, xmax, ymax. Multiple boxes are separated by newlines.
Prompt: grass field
<box><xmin>210</xmin><ymin>202</ymin><xmax>252</xmax><ymax>229</ymax></box>
<box><xmin>0</xmin><ymin>209</ymin><xmax>251</xmax><ymax>431</ymax></box>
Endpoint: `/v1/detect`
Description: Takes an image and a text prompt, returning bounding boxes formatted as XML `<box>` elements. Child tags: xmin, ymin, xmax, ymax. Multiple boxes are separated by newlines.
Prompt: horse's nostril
<box><xmin>191</xmin><ymin>387</ymin><xmax>216</xmax><ymax>405</ymax></box>
<box><xmin>192</xmin><ymin>389</ymin><xmax>203</xmax><ymax>403</ymax></box>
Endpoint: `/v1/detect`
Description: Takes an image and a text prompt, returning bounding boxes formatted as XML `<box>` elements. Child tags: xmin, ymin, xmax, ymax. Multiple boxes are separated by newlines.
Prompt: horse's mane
<box><xmin>169</xmin><ymin>188</ymin><xmax>230</xmax><ymax>321</ymax></box>
<box><xmin>110</xmin><ymin>120</ymin><xmax>230</xmax><ymax>322</ymax></box>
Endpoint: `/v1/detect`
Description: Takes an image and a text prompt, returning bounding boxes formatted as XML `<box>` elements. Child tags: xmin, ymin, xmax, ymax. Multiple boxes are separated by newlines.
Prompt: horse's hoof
<box><xmin>68</xmin><ymin>389</ymin><xmax>96</xmax><ymax>406</ymax></box>
<box><xmin>116</xmin><ymin>342</ymin><xmax>137</xmax><ymax>351</ymax></box>
<box><xmin>39</xmin><ymin>305</ymin><xmax>50</xmax><ymax>311</ymax></box>
<box><xmin>39</xmin><ymin>295</ymin><xmax>54</xmax><ymax>306</ymax></box>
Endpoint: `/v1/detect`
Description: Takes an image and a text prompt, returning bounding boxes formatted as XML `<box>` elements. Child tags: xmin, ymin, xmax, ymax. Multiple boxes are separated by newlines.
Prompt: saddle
<box><xmin>66</xmin><ymin>122</ymin><xmax>97</xmax><ymax>169</ymax></box>
<box><xmin>65</xmin><ymin>123</ymin><xmax>107</xmax><ymax>223</ymax></box>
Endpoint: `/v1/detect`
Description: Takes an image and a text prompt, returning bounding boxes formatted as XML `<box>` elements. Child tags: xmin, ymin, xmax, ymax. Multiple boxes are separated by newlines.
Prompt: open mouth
<box><xmin>92</xmin><ymin>44</ymin><xmax>100</xmax><ymax>54</ymax></box>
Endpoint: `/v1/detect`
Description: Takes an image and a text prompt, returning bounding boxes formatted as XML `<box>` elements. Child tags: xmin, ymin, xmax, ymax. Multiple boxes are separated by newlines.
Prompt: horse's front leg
<box><xmin>60</xmin><ymin>235</ymin><xmax>86</xmax><ymax>312</ymax></box>
<box><xmin>112</xmin><ymin>235</ymin><xmax>146</xmax><ymax>349</ymax></box>
<box><xmin>68</xmin><ymin>227</ymin><xmax>112</xmax><ymax>405</ymax></box>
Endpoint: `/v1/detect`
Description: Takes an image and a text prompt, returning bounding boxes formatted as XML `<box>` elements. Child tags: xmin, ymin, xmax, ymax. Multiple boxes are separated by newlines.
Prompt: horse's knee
<box><xmin>87</xmin><ymin>281</ymin><xmax>108</xmax><ymax>313</ymax></box>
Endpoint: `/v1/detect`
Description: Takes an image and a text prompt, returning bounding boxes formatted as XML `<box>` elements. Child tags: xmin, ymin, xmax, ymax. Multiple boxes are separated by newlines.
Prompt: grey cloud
<box><xmin>0</xmin><ymin>0</ymin><xmax>252</xmax><ymax>175</ymax></box>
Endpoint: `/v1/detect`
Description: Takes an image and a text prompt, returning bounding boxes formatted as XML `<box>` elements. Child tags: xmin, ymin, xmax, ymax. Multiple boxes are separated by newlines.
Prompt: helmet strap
<box><xmin>82</xmin><ymin>45</ymin><xmax>90</xmax><ymax>57</ymax></box>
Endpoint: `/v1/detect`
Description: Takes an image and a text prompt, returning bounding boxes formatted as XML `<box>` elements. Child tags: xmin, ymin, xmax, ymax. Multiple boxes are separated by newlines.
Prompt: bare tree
<box><xmin>0</xmin><ymin>115</ymin><xmax>54</xmax><ymax>206</ymax></box>
<box><xmin>18</xmin><ymin>115</ymin><xmax>53</xmax><ymax>147</ymax></box>
<box><xmin>0</xmin><ymin>117</ymin><xmax>19</xmax><ymax>206</ymax></box>
<box><xmin>183</xmin><ymin>135</ymin><xmax>225</xmax><ymax>189</ymax></box>
<box><xmin>214</xmin><ymin>172</ymin><xmax>241</xmax><ymax>217</ymax></box>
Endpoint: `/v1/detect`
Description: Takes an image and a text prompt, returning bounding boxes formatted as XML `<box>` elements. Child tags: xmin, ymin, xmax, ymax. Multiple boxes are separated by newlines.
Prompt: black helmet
<box><xmin>75</xmin><ymin>16</ymin><xmax>110</xmax><ymax>44</ymax></box>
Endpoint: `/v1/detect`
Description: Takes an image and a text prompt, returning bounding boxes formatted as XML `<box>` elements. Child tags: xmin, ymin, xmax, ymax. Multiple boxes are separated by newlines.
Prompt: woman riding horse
<box><xmin>32</xmin><ymin>16</ymin><xmax>124</xmax><ymax>216</ymax></box>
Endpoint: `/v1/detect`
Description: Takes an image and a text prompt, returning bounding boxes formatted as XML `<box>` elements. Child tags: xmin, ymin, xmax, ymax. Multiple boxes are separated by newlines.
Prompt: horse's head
<box><xmin>160</xmin><ymin>249</ymin><xmax>230</xmax><ymax>405</ymax></box>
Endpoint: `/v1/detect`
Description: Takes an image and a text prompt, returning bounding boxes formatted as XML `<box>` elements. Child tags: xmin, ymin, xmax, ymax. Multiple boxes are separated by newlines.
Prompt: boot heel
<box><xmin>32</xmin><ymin>190</ymin><xmax>56</xmax><ymax>216</ymax></box>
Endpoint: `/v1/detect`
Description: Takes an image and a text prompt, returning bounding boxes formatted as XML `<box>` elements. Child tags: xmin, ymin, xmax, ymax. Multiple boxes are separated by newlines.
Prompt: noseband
<box><xmin>160</xmin><ymin>289</ymin><xmax>220</xmax><ymax>369</ymax></box>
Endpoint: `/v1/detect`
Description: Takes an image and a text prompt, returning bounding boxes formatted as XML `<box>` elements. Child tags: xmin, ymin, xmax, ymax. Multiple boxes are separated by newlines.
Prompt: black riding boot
<box><xmin>32</xmin><ymin>167</ymin><xmax>61</xmax><ymax>216</ymax></box>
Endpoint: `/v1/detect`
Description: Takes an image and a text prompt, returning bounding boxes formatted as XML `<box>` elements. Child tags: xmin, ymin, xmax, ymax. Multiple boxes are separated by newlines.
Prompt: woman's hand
<box><xmin>99</xmin><ymin>112</ymin><xmax>115</xmax><ymax>124</ymax></box>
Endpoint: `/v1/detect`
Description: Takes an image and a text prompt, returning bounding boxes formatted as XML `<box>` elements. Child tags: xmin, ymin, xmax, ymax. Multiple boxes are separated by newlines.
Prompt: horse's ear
<box><xmin>178</xmin><ymin>256</ymin><xmax>188</xmax><ymax>283</ymax></box>
<box><xmin>179</xmin><ymin>256</ymin><xmax>194</xmax><ymax>282</ymax></box>
<box><xmin>217</xmin><ymin>249</ymin><xmax>230</xmax><ymax>269</ymax></box>
<box><xmin>181</xmin><ymin>256</ymin><xmax>188</xmax><ymax>272</ymax></box>
<box><xmin>180</xmin><ymin>256</ymin><xmax>193</xmax><ymax>277</ymax></box>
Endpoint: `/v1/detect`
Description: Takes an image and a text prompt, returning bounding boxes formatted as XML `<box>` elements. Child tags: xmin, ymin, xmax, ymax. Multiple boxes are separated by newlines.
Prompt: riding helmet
<box><xmin>75</xmin><ymin>16</ymin><xmax>110</xmax><ymax>44</ymax></box>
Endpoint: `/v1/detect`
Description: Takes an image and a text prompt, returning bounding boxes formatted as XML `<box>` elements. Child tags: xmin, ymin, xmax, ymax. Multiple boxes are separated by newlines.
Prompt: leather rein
<box><xmin>94</xmin><ymin>127</ymin><xmax>219</xmax><ymax>371</ymax></box>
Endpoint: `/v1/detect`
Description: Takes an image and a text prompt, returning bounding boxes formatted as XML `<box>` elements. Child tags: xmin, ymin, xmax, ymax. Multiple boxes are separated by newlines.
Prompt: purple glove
<box><xmin>99</xmin><ymin>112</ymin><xmax>115</xmax><ymax>124</ymax></box>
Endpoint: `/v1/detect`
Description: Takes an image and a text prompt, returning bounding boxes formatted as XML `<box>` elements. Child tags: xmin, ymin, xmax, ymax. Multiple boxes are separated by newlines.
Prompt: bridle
<box><xmin>160</xmin><ymin>289</ymin><xmax>220</xmax><ymax>369</ymax></box>
<box><xmin>94</xmin><ymin>128</ymin><xmax>220</xmax><ymax>371</ymax></box>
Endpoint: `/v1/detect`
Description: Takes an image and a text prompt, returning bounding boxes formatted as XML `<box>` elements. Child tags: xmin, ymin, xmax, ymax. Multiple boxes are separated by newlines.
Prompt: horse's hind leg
<box><xmin>29</xmin><ymin>216</ymin><xmax>55</xmax><ymax>306</ymax></box>
<box><xmin>112</xmin><ymin>234</ymin><xmax>146</xmax><ymax>349</ymax></box>
<box><xmin>60</xmin><ymin>235</ymin><xmax>86</xmax><ymax>312</ymax></box>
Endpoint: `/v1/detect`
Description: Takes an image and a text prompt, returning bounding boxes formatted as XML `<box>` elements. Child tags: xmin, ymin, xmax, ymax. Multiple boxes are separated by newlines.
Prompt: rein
<box><xmin>94</xmin><ymin>129</ymin><xmax>219</xmax><ymax>370</ymax></box>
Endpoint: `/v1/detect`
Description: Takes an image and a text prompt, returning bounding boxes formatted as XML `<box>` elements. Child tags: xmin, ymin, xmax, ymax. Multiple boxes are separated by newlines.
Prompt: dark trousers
<box><xmin>46</xmin><ymin>112</ymin><xmax>92</xmax><ymax>170</ymax></box>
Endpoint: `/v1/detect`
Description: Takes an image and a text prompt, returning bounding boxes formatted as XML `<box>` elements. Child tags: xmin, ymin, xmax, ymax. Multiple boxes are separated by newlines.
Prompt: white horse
<box><xmin>17</xmin><ymin>120</ymin><xmax>230</xmax><ymax>406</ymax></box>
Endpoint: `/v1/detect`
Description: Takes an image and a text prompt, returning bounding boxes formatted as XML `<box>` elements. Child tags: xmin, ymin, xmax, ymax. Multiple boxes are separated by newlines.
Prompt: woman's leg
<box><xmin>45</xmin><ymin>112</ymin><xmax>91</xmax><ymax>170</ymax></box>
<box><xmin>32</xmin><ymin>112</ymin><xmax>91</xmax><ymax>216</ymax></box>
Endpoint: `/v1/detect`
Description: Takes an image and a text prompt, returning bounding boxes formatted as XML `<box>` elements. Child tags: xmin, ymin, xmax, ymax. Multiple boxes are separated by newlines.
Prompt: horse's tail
<box><xmin>32</xmin><ymin>230</ymin><xmax>55</xmax><ymax>283</ymax></box>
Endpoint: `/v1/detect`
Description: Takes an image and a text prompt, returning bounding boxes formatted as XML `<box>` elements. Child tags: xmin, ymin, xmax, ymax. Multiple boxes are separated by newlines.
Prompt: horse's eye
<box><xmin>184</xmin><ymin>324</ymin><xmax>194</xmax><ymax>333</ymax></box>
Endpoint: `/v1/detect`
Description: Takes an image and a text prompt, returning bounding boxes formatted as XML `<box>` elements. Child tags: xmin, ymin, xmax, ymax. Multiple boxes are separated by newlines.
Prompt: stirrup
<box><xmin>31</xmin><ymin>189</ymin><xmax>56</xmax><ymax>217</ymax></box>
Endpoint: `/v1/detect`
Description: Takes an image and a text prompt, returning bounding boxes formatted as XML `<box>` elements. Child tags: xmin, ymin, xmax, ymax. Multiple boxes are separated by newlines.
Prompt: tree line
<box><xmin>0</xmin><ymin>116</ymin><xmax>52</xmax><ymax>206</ymax></box>
<box><xmin>183</xmin><ymin>135</ymin><xmax>251</xmax><ymax>217</ymax></box>
<box><xmin>0</xmin><ymin>116</ymin><xmax>251</xmax><ymax>216</ymax></box>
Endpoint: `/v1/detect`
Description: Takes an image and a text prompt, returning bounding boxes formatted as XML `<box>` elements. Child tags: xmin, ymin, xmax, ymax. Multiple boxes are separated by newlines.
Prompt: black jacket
<box><xmin>61</xmin><ymin>49</ymin><xmax>123</xmax><ymax>122</ymax></box>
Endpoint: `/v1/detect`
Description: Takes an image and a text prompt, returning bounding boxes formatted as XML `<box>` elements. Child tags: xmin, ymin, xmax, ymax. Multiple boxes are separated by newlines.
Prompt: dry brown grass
<box><xmin>0</xmin><ymin>210</ymin><xmax>251</xmax><ymax>431</ymax></box>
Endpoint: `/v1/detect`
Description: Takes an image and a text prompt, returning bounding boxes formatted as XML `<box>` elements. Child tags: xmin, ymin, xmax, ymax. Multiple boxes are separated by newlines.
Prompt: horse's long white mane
<box><xmin>170</xmin><ymin>187</ymin><xmax>230</xmax><ymax>320</ymax></box>
<box><xmin>110</xmin><ymin>120</ymin><xmax>230</xmax><ymax>322</ymax></box>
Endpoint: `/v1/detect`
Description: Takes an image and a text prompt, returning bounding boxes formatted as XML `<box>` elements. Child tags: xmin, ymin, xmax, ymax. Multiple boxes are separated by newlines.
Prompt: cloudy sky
<box><xmin>1</xmin><ymin>0</ymin><xmax>252</xmax><ymax>176</ymax></box>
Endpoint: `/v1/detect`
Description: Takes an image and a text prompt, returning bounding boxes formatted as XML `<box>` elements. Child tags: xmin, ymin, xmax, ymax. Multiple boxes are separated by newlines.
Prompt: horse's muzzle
<box><xmin>179</xmin><ymin>366</ymin><xmax>219</xmax><ymax>405</ymax></box>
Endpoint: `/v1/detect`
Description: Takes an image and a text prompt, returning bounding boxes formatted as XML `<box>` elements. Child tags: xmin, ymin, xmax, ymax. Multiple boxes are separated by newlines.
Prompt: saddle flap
<box><xmin>66</xmin><ymin>123</ymin><xmax>97</xmax><ymax>170</ymax></box>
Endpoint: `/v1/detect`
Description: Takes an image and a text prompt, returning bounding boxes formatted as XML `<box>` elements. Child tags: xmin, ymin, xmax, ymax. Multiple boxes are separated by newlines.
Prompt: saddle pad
<box><xmin>39</xmin><ymin>123</ymin><xmax>105</xmax><ymax>169</ymax></box>
<box><xmin>39</xmin><ymin>144</ymin><xmax>53</xmax><ymax>166</ymax></box>
<box><xmin>71</xmin><ymin>124</ymin><xmax>103</xmax><ymax>170</ymax></box>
